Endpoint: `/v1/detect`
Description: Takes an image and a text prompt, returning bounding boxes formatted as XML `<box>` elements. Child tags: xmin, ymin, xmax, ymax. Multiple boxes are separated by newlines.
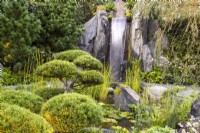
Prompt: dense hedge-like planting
<box><xmin>0</xmin><ymin>89</ymin><xmax>44</xmax><ymax>113</ymax></box>
<box><xmin>0</xmin><ymin>103</ymin><xmax>53</xmax><ymax>133</ymax></box>
<box><xmin>54</xmin><ymin>50</ymin><xmax>90</xmax><ymax>62</ymax></box>
<box><xmin>33</xmin><ymin>87</ymin><xmax>65</xmax><ymax>101</ymax></box>
<box><xmin>141</xmin><ymin>126</ymin><xmax>174</xmax><ymax>133</ymax></box>
<box><xmin>41</xmin><ymin>93</ymin><xmax>103</xmax><ymax>133</ymax></box>
<box><xmin>78</xmin><ymin>70</ymin><xmax>104</xmax><ymax>85</ymax></box>
<box><xmin>36</xmin><ymin>60</ymin><xmax>78</xmax><ymax>78</ymax></box>
<box><xmin>74</xmin><ymin>55</ymin><xmax>103</xmax><ymax>70</ymax></box>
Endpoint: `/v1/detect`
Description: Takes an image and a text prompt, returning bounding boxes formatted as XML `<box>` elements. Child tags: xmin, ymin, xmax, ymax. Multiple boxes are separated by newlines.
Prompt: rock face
<box><xmin>93</xmin><ymin>10</ymin><xmax>110</xmax><ymax>62</ymax></box>
<box><xmin>114</xmin><ymin>86</ymin><xmax>140</xmax><ymax>111</ymax></box>
<box><xmin>78</xmin><ymin>10</ymin><xmax>110</xmax><ymax>62</ymax></box>
<box><xmin>142</xmin><ymin>45</ymin><xmax>154</xmax><ymax>72</ymax></box>
<box><xmin>130</xmin><ymin>10</ymin><xmax>169</xmax><ymax>72</ymax></box>
<box><xmin>78</xmin><ymin>16</ymin><xmax>97</xmax><ymax>53</ymax></box>
<box><xmin>131</xmin><ymin>16</ymin><xmax>148</xmax><ymax>59</ymax></box>
<box><xmin>190</xmin><ymin>95</ymin><xmax>200</xmax><ymax>117</ymax></box>
<box><xmin>114</xmin><ymin>0</ymin><xmax>125</xmax><ymax>18</ymax></box>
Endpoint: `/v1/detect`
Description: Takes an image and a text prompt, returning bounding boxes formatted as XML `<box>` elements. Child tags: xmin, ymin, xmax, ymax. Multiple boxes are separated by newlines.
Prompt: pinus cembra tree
<box><xmin>0</xmin><ymin>0</ymin><xmax>42</xmax><ymax>67</ymax></box>
<box><xmin>36</xmin><ymin>50</ymin><xmax>104</xmax><ymax>92</ymax></box>
<box><xmin>34</xmin><ymin>0</ymin><xmax>83</xmax><ymax>52</ymax></box>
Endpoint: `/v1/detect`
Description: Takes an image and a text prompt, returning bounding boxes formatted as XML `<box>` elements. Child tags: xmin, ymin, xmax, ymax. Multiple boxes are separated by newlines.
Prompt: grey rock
<box><xmin>148</xmin><ymin>19</ymin><xmax>169</xmax><ymax>50</ymax></box>
<box><xmin>176</xmin><ymin>89</ymin><xmax>195</xmax><ymax>98</ymax></box>
<box><xmin>78</xmin><ymin>10</ymin><xmax>110</xmax><ymax>62</ymax></box>
<box><xmin>93</xmin><ymin>10</ymin><xmax>110</xmax><ymax>62</ymax></box>
<box><xmin>142</xmin><ymin>82</ymin><xmax>200</xmax><ymax>100</ymax></box>
<box><xmin>114</xmin><ymin>0</ymin><xmax>125</xmax><ymax>18</ymax></box>
<box><xmin>142</xmin><ymin>45</ymin><xmax>154</xmax><ymax>72</ymax></box>
<box><xmin>147</xmin><ymin>41</ymin><xmax>156</xmax><ymax>57</ymax></box>
<box><xmin>114</xmin><ymin>86</ymin><xmax>140</xmax><ymax>111</ymax></box>
<box><xmin>108</xmin><ymin>87</ymin><xmax>114</xmax><ymax>93</ymax></box>
<box><xmin>78</xmin><ymin>15</ymin><xmax>98</xmax><ymax>53</ymax></box>
<box><xmin>146</xmin><ymin>85</ymin><xmax>168</xmax><ymax>100</ymax></box>
<box><xmin>157</xmin><ymin>56</ymin><xmax>169</xmax><ymax>68</ymax></box>
<box><xmin>190</xmin><ymin>95</ymin><xmax>200</xmax><ymax>117</ymax></box>
<box><xmin>178</xmin><ymin>117</ymin><xmax>200</xmax><ymax>133</ymax></box>
<box><xmin>130</xmin><ymin>14</ymin><xmax>148</xmax><ymax>59</ymax></box>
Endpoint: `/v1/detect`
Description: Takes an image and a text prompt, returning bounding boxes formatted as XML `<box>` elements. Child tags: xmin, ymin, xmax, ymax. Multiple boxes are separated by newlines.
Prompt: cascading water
<box><xmin>110</xmin><ymin>18</ymin><xmax>127</xmax><ymax>81</ymax></box>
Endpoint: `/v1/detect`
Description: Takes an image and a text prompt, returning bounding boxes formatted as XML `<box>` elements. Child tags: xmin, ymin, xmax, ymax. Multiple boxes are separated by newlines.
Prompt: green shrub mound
<box><xmin>78</xmin><ymin>70</ymin><xmax>104</xmax><ymax>85</ymax></box>
<box><xmin>54</xmin><ymin>50</ymin><xmax>90</xmax><ymax>62</ymax></box>
<box><xmin>36</xmin><ymin>60</ymin><xmax>78</xmax><ymax>78</ymax></box>
<box><xmin>0</xmin><ymin>89</ymin><xmax>44</xmax><ymax>113</ymax></box>
<box><xmin>33</xmin><ymin>87</ymin><xmax>65</xmax><ymax>101</ymax></box>
<box><xmin>41</xmin><ymin>93</ymin><xmax>103</xmax><ymax>133</ymax></box>
<box><xmin>141</xmin><ymin>126</ymin><xmax>174</xmax><ymax>133</ymax></box>
<box><xmin>74</xmin><ymin>55</ymin><xmax>103</xmax><ymax>70</ymax></box>
<box><xmin>0</xmin><ymin>103</ymin><xmax>53</xmax><ymax>133</ymax></box>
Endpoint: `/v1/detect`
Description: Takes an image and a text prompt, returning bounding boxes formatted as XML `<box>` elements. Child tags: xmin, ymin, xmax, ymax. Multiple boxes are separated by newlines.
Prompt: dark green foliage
<box><xmin>74</xmin><ymin>55</ymin><xmax>103</xmax><ymax>70</ymax></box>
<box><xmin>79</xmin><ymin>70</ymin><xmax>104</xmax><ymax>85</ymax></box>
<box><xmin>34</xmin><ymin>0</ymin><xmax>83</xmax><ymax>52</ymax></box>
<box><xmin>33</xmin><ymin>87</ymin><xmax>65</xmax><ymax>101</ymax></box>
<box><xmin>166</xmin><ymin>33</ymin><xmax>200</xmax><ymax>85</ymax></box>
<box><xmin>36</xmin><ymin>60</ymin><xmax>78</xmax><ymax>78</ymax></box>
<box><xmin>0</xmin><ymin>89</ymin><xmax>44</xmax><ymax>113</ymax></box>
<box><xmin>0</xmin><ymin>103</ymin><xmax>53</xmax><ymax>133</ymax></box>
<box><xmin>41</xmin><ymin>93</ymin><xmax>103</xmax><ymax>133</ymax></box>
<box><xmin>0</xmin><ymin>0</ymin><xmax>42</xmax><ymax>66</ymax></box>
<box><xmin>54</xmin><ymin>50</ymin><xmax>90</xmax><ymax>62</ymax></box>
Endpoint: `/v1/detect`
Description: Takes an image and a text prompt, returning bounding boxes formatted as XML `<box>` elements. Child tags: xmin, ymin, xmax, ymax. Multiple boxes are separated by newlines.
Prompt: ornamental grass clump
<box><xmin>41</xmin><ymin>93</ymin><xmax>103</xmax><ymax>133</ymax></box>
<box><xmin>0</xmin><ymin>89</ymin><xmax>44</xmax><ymax>113</ymax></box>
<box><xmin>0</xmin><ymin>103</ymin><xmax>53</xmax><ymax>133</ymax></box>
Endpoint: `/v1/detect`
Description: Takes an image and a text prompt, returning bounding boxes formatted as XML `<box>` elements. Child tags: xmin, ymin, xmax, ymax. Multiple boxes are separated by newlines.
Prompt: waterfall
<box><xmin>110</xmin><ymin>18</ymin><xmax>127</xmax><ymax>81</ymax></box>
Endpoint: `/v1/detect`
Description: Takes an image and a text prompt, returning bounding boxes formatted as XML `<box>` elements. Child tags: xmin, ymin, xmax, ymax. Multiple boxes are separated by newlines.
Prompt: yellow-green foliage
<box><xmin>41</xmin><ymin>93</ymin><xmax>103</xmax><ymax>133</ymax></box>
<box><xmin>33</xmin><ymin>87</ymin><xmax>65</xmax><ymax>101</ymax></box>
<box><xmin>114</xmin><ymin>87</ymin><xmax>121</xmax><ymax>96</ymax></box>
<box><xmin>126</xmin><ymin>60</ymin><xmax>141</xmax><ymax>94</ymax></box>
<box><xmin>0</xmin><ymin>89</ymin><xmax>44</xmax><ymax>113</ymax></box>
<box><xmin>54</xmin><ymin>50</ymin><xmax>90</xmax><ymax>62</ymax></box>
<box><xmin>36</xmin><ymin>60</ymin><xmax>78</xmax><ymax>78</ymax></box>
<box><xmin>112</xmin><ymin>126</ymin><xmax>129</xmax><ymax>133</ymax></box>
<box><xmin>140</xmin><ymin>126</ymin><xmax>174</xmax><ymax>133</ymax></box>
<box><xmin>99</xmin><ymin>66</ymin><xmax>111</xmax><ymax>100</ymax></box>
<box><xmin>0</xmin><ymin>103</ymin><xmax>53</xmax><ymax>133</ymax></box>
<box><xmin>97</xmin><ymin>5</ymin><xmax>106</xmax><ymax>10</ymax></box>
<box><xmin>78</xmin><ymin>70</ymin><xmax>104</xmax><ymax>85</ymax></box>
<box><xmin>74</xmin><ymin>55</ymin><xmax>103</xmax><ymax>71</ymax></box>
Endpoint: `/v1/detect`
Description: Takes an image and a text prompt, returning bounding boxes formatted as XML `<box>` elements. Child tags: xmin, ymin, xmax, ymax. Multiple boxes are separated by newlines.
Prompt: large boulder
<box><xmin>114</xmin><ymin>85</ymin><xmax>140</xmax><ymax>111</ymax></box>
<box><xmin>78</xmin><ymin>10</ymin><xmax>110</xmax><ymax>62</ymax></box>
<box><xmin>145</xmin><ymin>85</ymin><xmax>168</xmax><ymax>100</ymax></box>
